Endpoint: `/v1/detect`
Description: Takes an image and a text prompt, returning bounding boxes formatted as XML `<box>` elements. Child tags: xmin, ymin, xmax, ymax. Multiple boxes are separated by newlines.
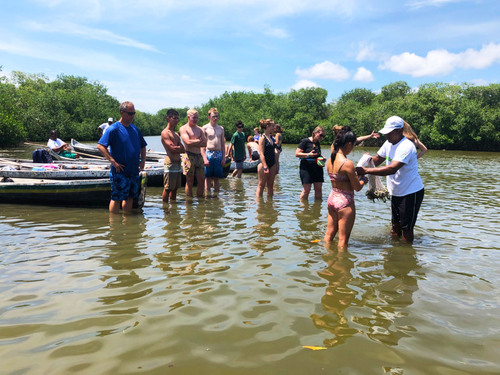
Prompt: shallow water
<box><xmin>1</xmin><ymin>139</ymin><xmax>499</xmax><ymax>374</ymax></box>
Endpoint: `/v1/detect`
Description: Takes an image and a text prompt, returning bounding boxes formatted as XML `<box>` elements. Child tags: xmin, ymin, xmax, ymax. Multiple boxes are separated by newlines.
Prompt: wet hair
<box><xmin>330</xmin><ymin>126</ymin><xmax>357</xmax><ymax>163</ymax></box>
<box><xmin>259</xmin><ymin>118</ymin><xmax>274</xmax><ymax>131</ymax></box>
<box><xmin>247</xmin><ymin>135</ymin><xmax>254</xmax><ymax>142</ymax></box>
<box><xmin>50</xmin><ymin>130</ymin><xmax>57</xmax><ymax>136</ymax></box>
<box><xmin>166</xmin><ymin>109</ymin><xmax>179</xmax><ymax>118</ymax></box>
<box><xmin>274</xmin><ymin>124</ymin><xmax>282</xmax><ymax>133</ymax></box>
<box><xmin>235</xmin><ymin>120</ymin><xmax>244</xmax><ymax>128</ymax></box>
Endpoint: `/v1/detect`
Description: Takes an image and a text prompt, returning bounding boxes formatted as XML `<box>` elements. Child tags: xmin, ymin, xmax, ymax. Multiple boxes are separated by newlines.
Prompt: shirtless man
<box><xmin>179</xmin><ymin>109</ymin><xmax>207</xmax><ymax>198</ymax></box>
<box><xmin>160</xmin><ymin>109</ymin><xmax>185</xmax><ymax>203</ymax></box>
<box><xmin>202</xmin><ymin>107</ymin><xmax>226</xmax><ymax>196</ymax></box>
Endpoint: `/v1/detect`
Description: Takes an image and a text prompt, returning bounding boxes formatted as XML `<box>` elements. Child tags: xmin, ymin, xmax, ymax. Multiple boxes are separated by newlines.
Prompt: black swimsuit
<box><xmin>263</xmin><ymin>136</ymin><xmax>276</xmax><ymax>168</ymax></box>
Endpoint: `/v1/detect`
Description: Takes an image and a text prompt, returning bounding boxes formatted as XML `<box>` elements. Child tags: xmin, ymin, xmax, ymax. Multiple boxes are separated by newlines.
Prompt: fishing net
<box><xmin>357</xmin><ymin>154</ymin><xmax>390</xmax><ymax>202</ymax></box>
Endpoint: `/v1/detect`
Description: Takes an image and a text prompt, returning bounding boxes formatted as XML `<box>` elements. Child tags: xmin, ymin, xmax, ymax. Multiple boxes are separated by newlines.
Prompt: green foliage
<box><xmin>1</xmin><ymin>68</ymin><xmax>499</xmax><ymax>152</ymax></box>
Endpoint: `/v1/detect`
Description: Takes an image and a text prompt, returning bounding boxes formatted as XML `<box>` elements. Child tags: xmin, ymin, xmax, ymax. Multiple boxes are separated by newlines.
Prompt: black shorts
<box><xmin>299</xmin><ymin>161</ymin><xmax>324</xmax><ymax>184</ymax></box>
<box><xmin>391</xmin><ymin>188</ymin><xmax>424</xmax><ymax>230</ymax></box>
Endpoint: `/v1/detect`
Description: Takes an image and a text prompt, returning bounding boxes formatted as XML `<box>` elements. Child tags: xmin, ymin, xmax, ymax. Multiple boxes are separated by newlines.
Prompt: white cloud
<box><xmin>353</xmin><ymin>67</ymin><xmax>374</xmax><ymax>82</ymax></box>
<box><xmin>26</xmin><ymin>22</ymin><xmax>162</xmax><ymax>53</ymax></box>
<box><xmin>379</xmin><ymin>43</ymin><xmax>500</xmax><ymax>77</ymax></box>
<box><xmin>356</xmin><ymin>42</ymin><xmax>378</xmax><ymax>62</ymax></box>
<box><xmin>406</xmin><ymin>0</ymin><xmax>462</xmax><ymax>10</ymax></box>
<box><xmin>291</xmin><ymin>80</ymin><xmax>320</xmax><ymax>90</ymax></box>
<box><xmin>296</xmin><ymin>61</ymin><xmax>350</xmax><ymax>81</ymax></box>
<box><xmin>263</xmin><ymin>27</ymin><xmax>290</xmax><ymax>39</ymax></box>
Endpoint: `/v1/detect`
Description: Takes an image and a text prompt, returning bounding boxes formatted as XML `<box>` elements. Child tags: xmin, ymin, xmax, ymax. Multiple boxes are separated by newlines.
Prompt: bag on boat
<box><xmin>32</xmin><ymin>149</ymin><xmax>53</xmax><ymax>164</ymax></box>
<box><xmin>357</xmin><ymin>154</ymin><xmax>390</xmax><ymax>202</ymax></box>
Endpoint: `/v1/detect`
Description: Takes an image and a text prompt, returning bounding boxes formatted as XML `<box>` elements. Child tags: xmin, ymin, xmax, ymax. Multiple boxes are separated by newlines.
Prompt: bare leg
<box><xmin>109</xmin><ymin>200</ymin><xmax>121</xmax><ymax>214</ymax></box>
<box><xmin>213</xmin><ymin>178</ymin><xmax>220</xmax><ymax>196</ymax></box>
<box><xmin>313</xmin><ymin>182</ymin><xmax>323</xmax><ymax>200</ymax></box>
<box><xmin>324</xmin><ymin>207</ymin><xmax>339</xmax><ymax>242</ymax></box>
<box><xmin>256</xmin><ymin>164</ymin><xmax>266</xmax><ymax>197</ymax></box>
<box><xmin>196</xmin><ymin>172</ymin><xmax>205</xmax><ymax>198</ymax></box>
<box><xmin>337</xmin><ymin>204</ymin><xmax>356</xmax><ymax>250</ymax></box>
<box><xmin>185</xmin><ymin>175</ymin><xmax>194</xmax><ymax>197</ymax></box>
<box><xmin>121</xmin><ymin>197</ymin><xmax>134</xmax><ymax>214</ymax></box>
<box><xmin>300</xmin><ymin>183</ymin><xmax>312</xmax><ymax>200</ymax></box>
<box><xmin>266</xmin><ymin>165</ymin><xmax>278</xmax><ymax>197</ymax></box>
<box><xmin>162</xmin><ymin>189</ymin><xmax>170</xmax><ymax>203</ymax></box>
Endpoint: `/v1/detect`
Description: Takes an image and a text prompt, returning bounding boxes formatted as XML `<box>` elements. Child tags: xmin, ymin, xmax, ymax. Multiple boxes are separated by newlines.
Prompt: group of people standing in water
<box><xmin>96</xmin><ymin>101</ymin><xmax>427</xmax><ymax>249</ymax></box>
<box><xmin>249</xmin><ymin>115</ymin><xmax>427</xmax><ymax>248</ymax></box>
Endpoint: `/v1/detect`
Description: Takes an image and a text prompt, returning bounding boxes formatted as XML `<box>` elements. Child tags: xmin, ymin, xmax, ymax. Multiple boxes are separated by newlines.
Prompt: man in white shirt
<box><xmin>98</xmin><ymin>117</ymin><xmax>114</xmax><ymax>136</ymax></box>
<box><xmin>47</xmin><ymin>130</ymin><xmax>77</xmax><ymax>159</ymax></box>
<box><xmin>356</xmin><ymin>116</ymin><xmax>424</xmax><ymax>243</ymax></box>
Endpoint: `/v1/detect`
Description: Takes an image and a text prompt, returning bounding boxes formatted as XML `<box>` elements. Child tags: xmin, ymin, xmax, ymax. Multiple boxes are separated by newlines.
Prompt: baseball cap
<box><xmin>108</xmin><ymin>117</ymin><xmax>113</xmax><ymax>122</ymax></box>
<box><xmin>379</xmin><ymin>116</ymin><xmax>404</xmax><ymax>135</ymax></box>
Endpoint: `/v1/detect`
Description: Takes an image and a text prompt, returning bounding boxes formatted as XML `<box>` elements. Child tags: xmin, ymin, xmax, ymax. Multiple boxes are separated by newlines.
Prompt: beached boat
<box><xmin>71</xmin><ymin>139</ymin><xmax>166</xmax><ymax>162</ymax></box>
<box><xmin>0</xmin><ymin>172</ymin><xmax>147</xmax><ymax>208</ymax></box>
<box><xmin>0</xmin><ymin>159</ymin><xmax>164</xmax><ymax>187</ymax></box>
<box><xmin>229</xmin><ymin>159</ymin><xmax>260</xmax><ymax>173</ymax></box>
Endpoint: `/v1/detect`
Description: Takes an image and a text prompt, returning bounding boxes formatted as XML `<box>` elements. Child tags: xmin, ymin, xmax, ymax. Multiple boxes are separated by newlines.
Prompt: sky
<box><xmin>1</xmin><ymin>0</ymin><xmax>499</xmax><ymax>114</ymax></box>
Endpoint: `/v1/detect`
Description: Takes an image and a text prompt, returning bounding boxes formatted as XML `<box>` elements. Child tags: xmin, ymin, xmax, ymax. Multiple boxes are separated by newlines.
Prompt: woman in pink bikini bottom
<box><xmin>324</xmin><ymin>126</ymin><xmax>367</xmax><ymax>249</ymax></box>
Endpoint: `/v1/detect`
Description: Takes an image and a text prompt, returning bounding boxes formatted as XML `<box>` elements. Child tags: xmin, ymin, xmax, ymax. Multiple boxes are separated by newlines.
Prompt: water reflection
<box><xmin>311</xmin><ymin>250</ymin><xmax>358</xmax><ymax>347</ymax></box>
<box><xmin>312</xmin><ymin>245</ymin><xmax>421</xmax><ymax>347</ymax></box>
<box><xmin>250</xmin><ymin>198</ymin><xmax>280</xmax><ymax>254</ymax></box>
<box><xmin>98</xmin><ymin>214</ymin><xmax>152</xmax><ymax>313</ymax></box>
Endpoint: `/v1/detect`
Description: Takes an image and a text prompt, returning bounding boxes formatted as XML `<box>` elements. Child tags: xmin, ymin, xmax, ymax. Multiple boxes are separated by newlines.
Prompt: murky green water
<box><xmin>1</xmin><ymin>139</ymin><xmax>499</xmax><ymax>374</ymax></box>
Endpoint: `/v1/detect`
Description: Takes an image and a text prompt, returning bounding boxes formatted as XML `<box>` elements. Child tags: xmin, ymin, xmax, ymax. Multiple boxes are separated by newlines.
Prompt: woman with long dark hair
<box><xmin>324</xmin><ymin>127</ymin><xmax>367</xmax><ymax>249</ymax></box>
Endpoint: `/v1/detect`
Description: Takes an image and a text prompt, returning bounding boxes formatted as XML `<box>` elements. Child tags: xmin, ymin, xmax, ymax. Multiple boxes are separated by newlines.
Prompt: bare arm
<box><xmin>259</xmin><ymin>137</ymin><xmax>268</xmax><ymax>172</ymax></box>
<box><xmin>97</xmin><ymin>143</ymin><xmax>124</xmax><ymax>173</ymax></box>
<box><xmin>415</xmin><ymin>139</ymin><xmax>428</xmax><ymax>159</ymax></box>
<box><xmin>343</xmin><ymin>160</ymin><xmax>366</xmax><ymax>192</ymax></box>
<box><xmin>356</xmin><ymin>131</ymin><xmax>380</xmax><ymax>144</ymax></box>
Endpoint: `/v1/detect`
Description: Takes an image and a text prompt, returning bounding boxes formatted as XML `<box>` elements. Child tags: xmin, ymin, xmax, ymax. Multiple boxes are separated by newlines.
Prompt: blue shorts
<box><xmin>110</xmin><ymin>173</ymin><xmax>140</xmax><ymax>201</ymax></box>
<box><xmin>205</xmin><ymin>150</ymin><xmax>223</xmax><ymax>178</ymax></box>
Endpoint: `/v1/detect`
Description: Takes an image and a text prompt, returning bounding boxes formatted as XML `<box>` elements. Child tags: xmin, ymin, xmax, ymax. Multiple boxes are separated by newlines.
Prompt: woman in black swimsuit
<box><xmin>295</xmin><ymin>126</ymin><xmax>326</xmax><ymax>200</ymax></box>
<box><xmin>257</xmin><ymin>118</ymin><xmax>278</xmax><ymax>197</ymax></box>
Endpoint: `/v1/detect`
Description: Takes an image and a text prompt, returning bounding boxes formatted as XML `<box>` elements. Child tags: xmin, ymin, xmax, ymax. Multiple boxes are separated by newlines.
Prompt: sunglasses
<box><xmin>317</xmin><ymin>133</ymin><xmax>325</xmax><ymax>138</ymax></box>
<box><xmin>123</xmin><ymin>111</ymin><xmax>136</xmax><ymax>115</ymax></box>
<box><xmin>237</xmin><ymin>126</ymin><xmax>244</xmax><ymax>129</ymax></box>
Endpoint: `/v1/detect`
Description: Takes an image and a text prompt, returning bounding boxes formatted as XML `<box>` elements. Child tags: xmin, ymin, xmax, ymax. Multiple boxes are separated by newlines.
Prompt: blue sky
<box><xmin>1</xmin><ymin>0</ymin><xmax>499</xmax><ymax>114</ymax></box>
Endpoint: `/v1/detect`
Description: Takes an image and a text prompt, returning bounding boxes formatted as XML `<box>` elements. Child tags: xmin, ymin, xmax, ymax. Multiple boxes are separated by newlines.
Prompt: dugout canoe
<box><xmin>71</xmin><ymin>139</ymin><xmax>167</xmax><ymax>162</ymax></box>
<box><xmin>0</xmin><ymin>159</ymin><xmax>164</xmax><ymax>187</ymax></box>
<box><xmin>0</xmin><ymin>172</ymin><xmax>147</xmax><ymax>208</ymax></box>
<box><xmin>228</xmin><ymin>159</ymin><xmax>260</xmax><ymax>173</ymax></box>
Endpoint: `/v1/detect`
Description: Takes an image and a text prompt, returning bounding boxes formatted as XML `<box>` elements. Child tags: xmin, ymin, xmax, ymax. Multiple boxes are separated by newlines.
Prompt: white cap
<box><xmin>108</xmin><ymin>117</ymin><xmax>113</xmax><ymax>122</ymax></box>
<box><xmin>379</xmin><ymin>116</ymin><xmax>404</xmax><ymax>134</ymax></box>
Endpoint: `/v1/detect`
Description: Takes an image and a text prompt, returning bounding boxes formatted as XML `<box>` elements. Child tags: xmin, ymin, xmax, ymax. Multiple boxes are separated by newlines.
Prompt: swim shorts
<box><xmin>182</xmin><ymin>152</ymin><xmax>204</xmax><ymax>176</ymax></box>
<box><xmin>110</xmin><ymin>173</ymin><xmax>140</xmax><ymax>201</ymax></box>
<box><xmin>391</xmin><ymin>188</ymin><xmax>425</xmax><ymax>230</ymax></box>
<box><xmin>163</xmin><ymin>156</ymin><xmax>182</xmax><ymax>190</ymax></box>
<box><xmin>205</xmin><ymin>149</ymin><xmax>223</xmax><ymax>178</ymax></box>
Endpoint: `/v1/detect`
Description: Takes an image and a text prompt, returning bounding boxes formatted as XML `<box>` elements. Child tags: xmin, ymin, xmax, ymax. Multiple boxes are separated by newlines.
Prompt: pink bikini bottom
<box><xmin>327</xmin><ymin>188</ymin><xmax>354</xmax><ymax>212</ymax></box>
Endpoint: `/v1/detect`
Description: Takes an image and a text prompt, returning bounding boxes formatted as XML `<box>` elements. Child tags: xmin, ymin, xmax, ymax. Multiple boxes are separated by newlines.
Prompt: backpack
<box><xmin>32</xmin><ymin>149</ymin><xmax>53</xmax><ymax>163</ymax></box>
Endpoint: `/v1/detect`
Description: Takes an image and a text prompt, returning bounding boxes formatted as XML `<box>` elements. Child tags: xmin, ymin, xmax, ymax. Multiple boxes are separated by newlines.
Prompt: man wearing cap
<box><xmin>355</xmin><ymin>115</ymin><xmax>424</xmax><ymax>243</ymax></box>
<box><xmin>98</xmin><ymin>117</ymin><xmax>114</xmax><ymax>136</ymax></box>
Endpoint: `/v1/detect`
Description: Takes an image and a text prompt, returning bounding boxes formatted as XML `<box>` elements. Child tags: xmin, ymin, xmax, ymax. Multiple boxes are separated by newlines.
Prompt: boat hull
<box><xmin>0</xmin><ymin>172</ymin><xmax>147</xmax><ymax>208</ymax></box>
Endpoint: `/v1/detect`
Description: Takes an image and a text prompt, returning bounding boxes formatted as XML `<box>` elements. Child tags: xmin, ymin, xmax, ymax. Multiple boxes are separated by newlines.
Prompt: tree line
<box><xmin>1</xmin><ymin>68</ymin><xmax>499</xmax><ymax>151</ymax></box>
